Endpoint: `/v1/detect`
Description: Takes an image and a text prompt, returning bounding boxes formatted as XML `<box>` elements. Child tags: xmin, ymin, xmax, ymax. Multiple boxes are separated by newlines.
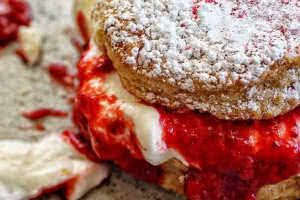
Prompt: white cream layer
<box><xmin>0</xmin><ymin>134</ymin><xmax>109</xmax><ymax>200</ymax></box>
<box><xmin>85</xmin><ymin>43</ymin><xmax>187</xmax><ymax>166</ymax></box>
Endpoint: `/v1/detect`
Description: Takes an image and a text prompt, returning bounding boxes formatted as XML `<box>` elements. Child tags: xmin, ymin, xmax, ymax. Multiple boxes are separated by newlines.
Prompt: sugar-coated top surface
<box><xmin>96</xmin><ymin>0</ymin><xmax>299</xmax><ymax>91</ymax></box>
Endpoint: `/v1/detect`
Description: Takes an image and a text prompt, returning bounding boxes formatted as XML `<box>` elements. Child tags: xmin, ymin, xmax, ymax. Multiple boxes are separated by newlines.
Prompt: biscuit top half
<box><xmin>91</xmin><ymin>0</ymin><xmax>300</xmax><ymax>120</ymax></box>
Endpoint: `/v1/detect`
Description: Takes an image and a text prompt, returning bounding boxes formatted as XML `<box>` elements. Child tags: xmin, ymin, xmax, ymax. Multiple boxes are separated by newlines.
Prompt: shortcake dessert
<box><xmin>74</xmin><ymin>0</ymin><xmax>300</xmax><ymax>199</ymax></box>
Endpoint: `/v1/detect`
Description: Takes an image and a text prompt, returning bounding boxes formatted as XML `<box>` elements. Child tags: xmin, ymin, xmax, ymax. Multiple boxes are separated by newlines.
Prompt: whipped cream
<box><xmin>85</xmin><ymin>44</ymin><xmax>187</xmax><ymax>166</ymax></box>
<box><xmin>103</xmin><ymin>73</ymin><xmax>188</xmax><ymax>166</ymax></box>
<box><xmin>0</xmin><ymin>133</ymin><xmax>109</xmax><ymax>200</ymax></box>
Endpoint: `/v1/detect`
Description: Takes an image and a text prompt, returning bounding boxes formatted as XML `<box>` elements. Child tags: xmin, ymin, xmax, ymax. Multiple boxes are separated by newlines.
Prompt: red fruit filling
<box><xmin>74</xmin><ymin>50</ymin><xmax>162</xmax><ymax>184</ymax></box>
<box><xmin>0</xmin><ymin>0</ymin><xmax>32</xmax><ymax>47</ymax></box>
<box><xmin>74</xmin><ymin>47</ymin><xmax>300</xmax><ymax>200</ymax></box>
<box><xmin>159</xmin><ymin>107</ymin><xmax>300</xmax><ymax>200</ymax></box>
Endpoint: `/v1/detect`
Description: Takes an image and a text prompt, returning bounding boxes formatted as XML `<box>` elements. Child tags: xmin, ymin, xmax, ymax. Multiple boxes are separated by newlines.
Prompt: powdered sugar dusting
<box><xmin>97</xmin><ymin>0</ymin><xmax>299</xmax><ymax>89</ymax></box>
<box><xmin>93</xmin><ymin>0</ymin><xmax>300</xmax><ymax>120</ymax></box>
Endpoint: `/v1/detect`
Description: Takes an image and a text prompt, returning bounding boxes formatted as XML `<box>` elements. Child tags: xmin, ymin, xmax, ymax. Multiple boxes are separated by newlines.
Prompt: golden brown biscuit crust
<box><xmin>91</xmin><ymin>0</ymin><xmax>300</xmax><ymax>120</ymax></box>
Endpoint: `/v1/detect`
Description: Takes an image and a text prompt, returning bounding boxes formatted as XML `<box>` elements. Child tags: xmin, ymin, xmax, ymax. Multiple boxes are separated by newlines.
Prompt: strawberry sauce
<box><xmin>47</xmin><ymin>63</ymin><xmax>76</xmax><ymax>88</ymax></box>
<box><xmin>158</xmin><ymin>107</ymin><xmax>300</xmax><ymax>200</ymax></box>
<box><xmin>22</xmin><ymin>108</ymin><xmax>68</xmax><ymax>120</ymax></box>
<box><xmin>75</xmin><ymin>46</ymin><xmax>300</xmax><ymax>200</ymax></box>
<box><xmin>74</xmin><ymin>48</ymin><xmax>162</xmax><ymax>184</ymax></box>
<box><xmin>0</xmin><ymin>0</ymin><xmax>32</xmax><ymax>47</ymax></box>
<box><xmin>76</xmin><ymin>11</ymin><xmax>90</xmax><ymax>44</ymax></box>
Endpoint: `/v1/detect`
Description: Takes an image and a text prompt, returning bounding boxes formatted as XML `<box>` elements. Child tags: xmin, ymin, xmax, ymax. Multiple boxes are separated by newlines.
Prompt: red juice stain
<box><xmin>35</xmin><ymin>122</ymin><xmax>45</xmax><ymax>131</ymax></box>
<box><xmin>15</xmin><ymin>48</ymin><xmax>29</xmax><ymax>63</ymax></box>
<box><xmin>76</xmin><ymin>11</ymin><xmax>90</xmax><ymax>44</ymax></box>
<box><xmin>22</xmin><ymin>108</ymin><xmax>68</xmax><ymax>120</ymax></box>
<box><xmin>0</xmin><ymin>0</ymin><xmax>32</xmax><ymax>47</ymax></box>
<box><xmin>47</xmin><ymin>63</ymin><xmax>76</xmax><ymax>88</ymax></box>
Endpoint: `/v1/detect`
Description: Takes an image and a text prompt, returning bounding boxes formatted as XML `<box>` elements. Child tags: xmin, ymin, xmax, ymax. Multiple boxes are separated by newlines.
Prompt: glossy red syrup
<box><xmin>22</xmin><ymin>108</ymin><xmax>68</xmax><ymax>120</ymax></box>
<box><xmin>76</xmin><ymin>11</ymin><xmax>90</xmax><ymax>44</ymax></box>
<box><xmin>72</xmin><ymin>12</ymin><xmax>89</xmax><ymax>55</ymax></box>
<box><xmin>74</xmin><ymin>49</ymin><xmax>162</xmax><ymax>183</ymax></box>
<box><xmin>0</xmin><ymin>0</ymin><xmax>32</xmax><ymax>47</ymax></box>
<box><xmin>47</xmin><ymin>63</ymin><xmax>76</xmax><ymax>88</ymax></box>
<box><xmin>158</xmin><ymin>107</ymin><xmax>300</xmax><ymax>200</ymax></box>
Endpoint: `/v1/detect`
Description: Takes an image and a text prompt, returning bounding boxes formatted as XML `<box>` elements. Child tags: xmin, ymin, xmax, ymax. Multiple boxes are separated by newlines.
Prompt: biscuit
<box><xmin>91</xmin><ymin>0</ymin><xmax>300</xmax><ymax>120</ymax></box>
